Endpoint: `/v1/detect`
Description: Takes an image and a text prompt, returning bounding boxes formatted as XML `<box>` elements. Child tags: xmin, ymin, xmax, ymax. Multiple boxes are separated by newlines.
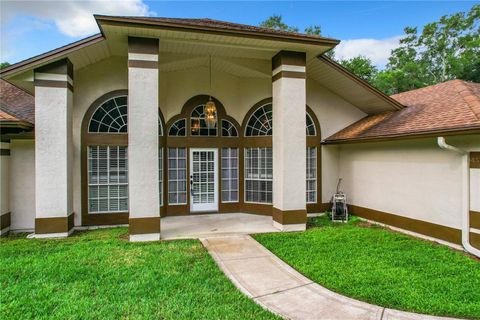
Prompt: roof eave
<box><xmin>322</xmin><ymin>126</ymin><xmax>480</xmax><ymax>145</ymax></box>
<box><xmin>0</xmin><ymin>120</ymin><xmax>34</xmax><ymax>129</ymax></box>
<box><xmin>0</xmin><ymin>33</ymin><xmax>105</xmax><ymax>78</ymax></box>
<box><xmin>317</xmin><ymin>55</ymin><xmax>405</xmax><ymax>111</ymax></box>
<box><xmin>94</xmin><ymin>15</ymin><xmax>341</xmax><ymax>47</ymax></box>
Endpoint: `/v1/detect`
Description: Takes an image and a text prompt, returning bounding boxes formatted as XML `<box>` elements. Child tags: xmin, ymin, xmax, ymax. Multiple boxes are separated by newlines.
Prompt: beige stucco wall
<box><xmin>8</xmin><ymin>54</ymin><xmax>373</xmax><ymax>227</ymax></box>
<box><xmin>338</xmin><ymin>135</ymin><xmax>480</xmax><ymax>230</ymax></box>
<box><xmin>306</xmin><ymin>78</ymin><xmax>367</xmax><ymax>204</ymax></box>
<box><xmin>9</xmin><ymin>140</ymin><xmax>35</xmax><ymax>231</ymax></box>
<box><xmin>160</xmin><ymin>65</ymin><xmax>271</xmax><ymax>125</ymax></box>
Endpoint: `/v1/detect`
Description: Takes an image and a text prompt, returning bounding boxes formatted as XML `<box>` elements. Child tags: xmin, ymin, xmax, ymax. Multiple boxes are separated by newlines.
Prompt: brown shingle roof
<box><xmin>0</xmin><ymin>79</ymin><xmax>35</xmax><ymax>125</ymax></box>
<box><xmin>324</xmin><ymin>80</ymin><xmax>480</xmax><ymax>143</ymax></box>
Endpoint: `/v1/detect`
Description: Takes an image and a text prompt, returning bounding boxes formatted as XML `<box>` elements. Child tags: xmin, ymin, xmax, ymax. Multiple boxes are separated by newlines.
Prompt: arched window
<box><xmin>221</xmin><ymin>119</ymin><xmax>238</xmax><ymax>137</ymax></box>
<box><xmin>168</xmin><ymin>119</ymin><xmax>186</xmax><ymax>136</ymax></box>
<box><xmin>82</xmin><ymin>90</ymin><xmax>166</xmax><ymax>225</ymax></box>
<box><xmin>242</xmin><ymin>101</ymin><xmax>321</xmax><ymax>208</ymax></box>
<box><xmin>190</xmin><ymin>104</ymin><xmax>217</xmax><ymax>136</ymax></box>
<box><xmin>89</xmin><ymin>95</ymin><xmax>128</xmax><ymax>133</ymax></box>
<box><xmin>306</xmin><ymin>112</ymin><xmax>316</xmax><ymax>136</ymax></box>
<box><xmin>244</xmin><ymin>103</ymin><xmax>272</xmax><ymax>136</ymax></box>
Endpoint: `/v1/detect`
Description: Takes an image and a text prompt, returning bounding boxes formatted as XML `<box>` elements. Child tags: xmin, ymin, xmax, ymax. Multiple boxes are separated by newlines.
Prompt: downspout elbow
<box><xmin>437</xmin><ymin>137</ymin><xmax>480</xmax><ymax>258</ymax></box>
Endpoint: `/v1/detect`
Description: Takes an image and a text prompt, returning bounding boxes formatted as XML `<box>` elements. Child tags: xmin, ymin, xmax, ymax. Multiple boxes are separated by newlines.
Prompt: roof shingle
<box><xmin>325</xmin><ymin>80</ymin><xmax>480</xmax><ymax>143</ymax></box>
<box><xmin>0</xmin><ymin>79</ymin><xmax>34</xmax><ymax>125</ymax></box>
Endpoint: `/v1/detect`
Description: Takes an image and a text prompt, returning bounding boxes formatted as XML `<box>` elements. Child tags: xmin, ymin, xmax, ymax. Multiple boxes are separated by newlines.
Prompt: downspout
<box><xmin>437</xmin><ymin>137</ymin><xmax>480</xmax><ymax>258</ymax></box>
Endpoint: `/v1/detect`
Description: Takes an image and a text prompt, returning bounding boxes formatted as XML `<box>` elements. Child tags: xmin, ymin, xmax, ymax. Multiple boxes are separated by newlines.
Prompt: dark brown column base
<box><xmin>35</xmin><ymin>213</ymin><xmax>74</xmax><ymax>235</ymax></box>
<box><xmin>129</xmin><ymin>217</ymin><xmax>161</xmax><ymax>235</ymax></box>
<box><xmin>272</xmin><ymin>207</ymin><xmax>307</xmax><ymax>225</ymax></box>
<box><xmin>1</xmin><ymin>212</ymin><xmax>11</xmax><ymax>236</ymax></box>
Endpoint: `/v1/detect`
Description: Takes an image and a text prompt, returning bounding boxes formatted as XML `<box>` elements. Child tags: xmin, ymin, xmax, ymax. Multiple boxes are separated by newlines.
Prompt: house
<box><xmin>0</xmin><ymin>16</ymin><xmax>478</xmax><ymax>252</ymax></box>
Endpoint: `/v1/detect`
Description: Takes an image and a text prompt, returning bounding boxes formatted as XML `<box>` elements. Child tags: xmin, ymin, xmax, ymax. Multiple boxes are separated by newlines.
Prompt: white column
<box><xmin>128</xmin><ymin>37</ymin><xmax>161</xmax><ymax>242</ymax></box>
<box><xmin>0</xmin><ymin>142</ymin><xmax>11</xmax><ymax>235</ymax></box>
<box><xmin>272</xmin><ymin>51</ymin><xmax>307</xmax><ymax>231</ymax></box>
<box><xmin>34</xmin><ymin>58</ymin><xmax>74</xmax><ymax>237</ymax></box>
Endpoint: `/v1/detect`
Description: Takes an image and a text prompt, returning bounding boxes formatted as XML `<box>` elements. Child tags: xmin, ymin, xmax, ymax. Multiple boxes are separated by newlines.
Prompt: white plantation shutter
<box><xmin>88</xmin><ymin>146</ymin><xmax>128</xmax><ymax>213</ymax></box>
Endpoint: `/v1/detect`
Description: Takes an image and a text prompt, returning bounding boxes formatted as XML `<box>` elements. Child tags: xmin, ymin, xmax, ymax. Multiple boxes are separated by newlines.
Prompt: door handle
<box><xmin>190</xmin><ymin>175</ymin><xmax>195</xmax><ymax>196</ymax></box>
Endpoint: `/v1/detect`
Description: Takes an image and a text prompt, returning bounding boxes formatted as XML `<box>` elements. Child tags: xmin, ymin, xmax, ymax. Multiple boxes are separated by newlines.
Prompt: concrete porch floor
<box><xmin>161</xmin><ymin>213</ymin><xmax>280</xmax><ymax>240</ymax></box>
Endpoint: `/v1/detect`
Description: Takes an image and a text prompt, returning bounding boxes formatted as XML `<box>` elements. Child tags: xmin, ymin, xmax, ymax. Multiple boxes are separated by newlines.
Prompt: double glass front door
<box><xmin>190</xmin><ymin>148</ymin><xmax>218</xmax><ymax>212</ymax></box>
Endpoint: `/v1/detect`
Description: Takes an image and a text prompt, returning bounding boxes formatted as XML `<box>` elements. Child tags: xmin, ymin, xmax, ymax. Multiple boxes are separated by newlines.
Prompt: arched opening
<box><xmin>241</xmin><ymin>98</ymin><xmax>322</xmax><ymax>214</ymax></box>
<box><xmin>164</xmin><ymin>95</ymin><xmax>241</xmax><ymax>215</ymax></box>
<box><xmin>81</xmin><ymin>90</ymin><xmax>166</xmax><ymax>225</ymax></box>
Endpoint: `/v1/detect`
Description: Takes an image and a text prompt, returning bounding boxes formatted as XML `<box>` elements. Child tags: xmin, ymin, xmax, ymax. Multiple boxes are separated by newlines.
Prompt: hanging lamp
<box><xmin>205</xmin><ymin>55</ymin><xmax>217</xmax><ymax>129</ymax></box>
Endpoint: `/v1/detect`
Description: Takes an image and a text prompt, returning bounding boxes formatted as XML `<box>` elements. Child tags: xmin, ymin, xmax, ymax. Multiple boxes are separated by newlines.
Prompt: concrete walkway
<box><xmin>200</xmin><ymin>235</ymin><xmax>458</xmax><ymax>320</ymax></box>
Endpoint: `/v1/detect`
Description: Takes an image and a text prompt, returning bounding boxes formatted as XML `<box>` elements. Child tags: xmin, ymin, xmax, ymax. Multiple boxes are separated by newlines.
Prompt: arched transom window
<box><xmin>221</xmin><ymin>119</ymin><xmax>238</xmax><ymax>137</ymax></box>
<box><xmin>244</xmin><ymin>103</ymin><xmax>317</xmax><ymax>137</ymax></box>
<box><xmin>306</xmin><ymin>113</ymin><xmax>316</xmax><ymax>136</ymax></box>
<box><xmin>168</xmin><ymin>119</ymin><xmax>186</xmax><ymax>136</ymax></box>
<box><xmin>245</xmin><ymin>103</ymin><xmax>272</xmax><ymax>136</ymax></box>
<box><xmin>190</xmin><ymin>104</ymin><xmax>217</xmax><ymax>136</ymax></box>
<box><xmin>89</xmin><ymin>95</ymin><xmax>128</xmax><ymax>133</ymax></box>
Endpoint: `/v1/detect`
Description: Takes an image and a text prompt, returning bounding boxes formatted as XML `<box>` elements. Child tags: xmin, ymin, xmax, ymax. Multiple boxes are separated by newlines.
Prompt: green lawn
<box><xmin>255</xmin><ymin>215</ymin><xmax>480</xmax><ymax>319</ymax></box>
<box><xmin>0</xmin><ymin>228</ymin><xmax>276</xmax><ymax>320</ymax></box>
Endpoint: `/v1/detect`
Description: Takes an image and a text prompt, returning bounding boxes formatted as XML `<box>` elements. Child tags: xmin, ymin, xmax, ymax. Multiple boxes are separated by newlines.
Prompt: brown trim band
<box><xmin>129</xmin><ymin>217</ymin><xmax>161</xmax><ymax>235</ymax></box>
<box><xmin>272</xmin><ymin>71</ymin><xmax>306</xmax><ymax>82</ymax></box>
<box><xmin>272</xmin><ymin>51</ymin><xmax>306</xmax><ymax>69</ymax></box>
<box><xmin>128</xmin><ymin>37</ymin><xmax>159</xmax><ymax>54</ymax></box>
<box><xmin>34</xmin><ymin>79</ymin><xmax>74</xmax><ymax>92</ymax></box>
<box><xmin>0</xmin><ymin>149</ymin><xmax>10</xmax><ymax>156</ymax></box>
<box><xmin>471</xmin><ymin>152</ymin><xmax>480</xmax><ymax>169</ymax></box>
<box><xmin>128</xmin><ymin>60</ymin><xmax>158</xmax><ymax>69</ymax></box>
<box><xmin>349</xmin><ymin>205</ymin><xmax>462</xmax><ymax>245</ymax></box>
<box><xmin>0</xmin><ymin>212</ymin><xmax>11</xmax><ymax>230</ymax></box>
<box><xmin>470</xmin><ymin>211</ymin><xmax>480</xmax><ymax>229</ymax></box>
<box><xmin>470</xmin><ymin>232</ymin><xmax>480</xmax><ymax>250</ymax></box>
<box><xmin>35</xmin><ymin>213</ymin><xmax>74</xmax><ymax>234</ymax></box>
<box><xmin>272</xmin><ymin>207</ymin><xmax>307</xmax><ymax>225</ymax></box>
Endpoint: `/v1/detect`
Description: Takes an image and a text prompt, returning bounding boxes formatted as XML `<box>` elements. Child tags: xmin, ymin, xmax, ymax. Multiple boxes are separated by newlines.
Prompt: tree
<box><xmin>305</xmin><ymin>25</ymin><xmax>322</xmax><ymax>36</ymax></box>
<box><xmin>259</xmin><ymin>15</ymin><xmax>299</xmax><ymax>33</ymax></box>
<box><xmin>0</xmin><ymin>62</ymin><xmax>10</xmax><ymax>70</ymax></box>
<box><xmin>380</xmin><ymin>4</ymin><xmax>480</xmax><ymax>93</ymax></box>
<box><xmin>339</xmin><ymin>56</ymin><xmax>378</xmax><ymax>82</ymax></box>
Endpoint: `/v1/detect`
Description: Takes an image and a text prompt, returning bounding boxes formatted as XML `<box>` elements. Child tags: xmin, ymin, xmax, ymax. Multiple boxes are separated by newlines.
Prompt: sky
<box><xmin>0</xmin><ymin>1</ymin><xmax>476</xmax><ymax>68</ymax></box>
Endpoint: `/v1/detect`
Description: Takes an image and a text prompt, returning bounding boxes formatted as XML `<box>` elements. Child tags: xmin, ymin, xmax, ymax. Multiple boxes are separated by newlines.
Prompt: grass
<box><xmin>254</xmin><ymin>214</ymin><xmax>480</xmax><ymax>319</ymax></box>
<box><xmin>0</xmin><ymin>228</ymin><xmax>276</xmax><ymax>320</ymax></box>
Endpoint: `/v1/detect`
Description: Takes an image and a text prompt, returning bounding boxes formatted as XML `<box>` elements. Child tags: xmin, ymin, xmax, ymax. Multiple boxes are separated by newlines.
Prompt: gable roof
<box><xmin>0</xmin><ymin>79</ymin><xmax>34</xmax><ymax>128</ymax></box>
<box><xmin>324</xmin><ymin>80</ymin><xmax>480</xmax><ymax>144</ymax></box>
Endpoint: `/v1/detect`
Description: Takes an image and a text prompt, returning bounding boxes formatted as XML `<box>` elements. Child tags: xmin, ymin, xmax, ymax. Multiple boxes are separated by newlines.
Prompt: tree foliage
<box><xmin>259</xmin><ymin>15</ymin><xmax>299</xmax><ymax>33</ymax></box>
<box><xmin>0</xmin><ymin>62</ymin><xmax>10</xmax><ymax>70</ymax></box>
<box><xmin>259</xmin><ymin>5</ymin><xmax>479</xmax><ymax>95</ymax></box>
<box><xmin>376</xmin><ymin>4</ymin><xmax>480</xmax><ymax>94</ymax></box>
<box><xmin>338</xmin><ymin>56</ymin><xmax>378</xmax><ymax>82</ymax></box>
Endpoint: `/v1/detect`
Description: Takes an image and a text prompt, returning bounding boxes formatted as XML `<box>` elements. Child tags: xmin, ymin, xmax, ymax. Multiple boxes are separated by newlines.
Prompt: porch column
<box><xmin>34</xmin><ymin>58</ymin><xmax>74</xmax><ymax>237</ymax></box>
<box><xmin>1</xmin><ymin>142</ymin><xmax>11</xmax><ymax>236</ymax></box>
<box><xmin>271</xmin><ymin>51</ymin><xmax>307</xmax><ymax>231</ymax></box>
<box><xmin>127</xmin><ymin>37</ymin><xmax>161</xmax><ymax>242</ymax></box>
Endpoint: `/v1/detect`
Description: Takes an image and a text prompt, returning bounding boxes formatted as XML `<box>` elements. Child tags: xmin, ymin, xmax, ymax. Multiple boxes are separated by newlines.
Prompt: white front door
<box><xmin>190</xmin><ymin>148</ymin><xmax>218</xmax><ymax>212</ymax></box>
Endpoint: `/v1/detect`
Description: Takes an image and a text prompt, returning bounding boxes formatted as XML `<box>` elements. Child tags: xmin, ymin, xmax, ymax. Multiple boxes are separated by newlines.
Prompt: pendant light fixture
<box><xmin>205</xmin><ymin>54</ymin><xmax>217</xmax><ymax>129</ymax></box>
